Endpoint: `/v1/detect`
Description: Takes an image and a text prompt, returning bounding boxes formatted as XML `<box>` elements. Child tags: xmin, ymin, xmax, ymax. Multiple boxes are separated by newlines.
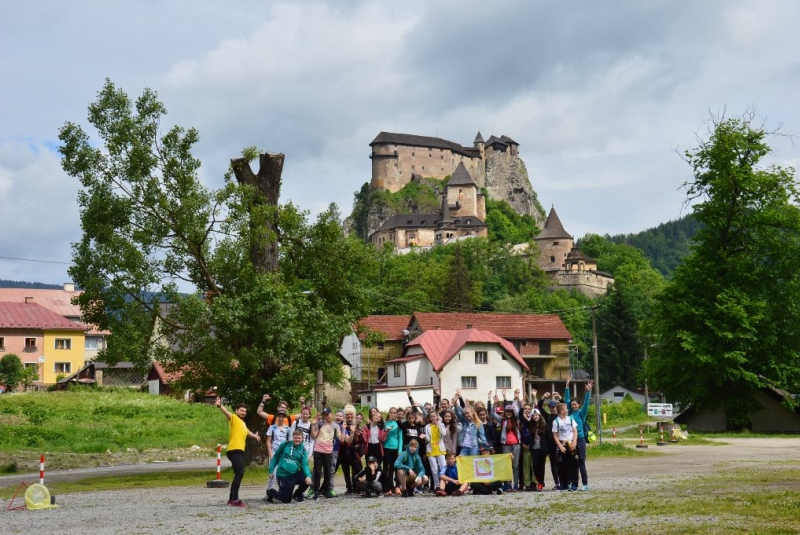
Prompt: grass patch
<box><xmin>586</xmin><ymin>441</ymin><xmax>660</xmax><ymax>458</ymax></box>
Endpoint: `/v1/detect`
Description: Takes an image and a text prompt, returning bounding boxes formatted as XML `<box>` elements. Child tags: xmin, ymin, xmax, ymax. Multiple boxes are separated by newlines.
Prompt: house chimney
<box><xmin>466</xmin><ymin>324</ymin><xmax>472</xmax><ymax>329</ymax></box>
<box><xmin>64</xmin><ymin>282</ymin><xmax>75</xmax><ymax>292</ymax></box>
<box><xmin>24</xmin><ymin>297</ymin><xmax>33</xmax><ymax>304</ymax></box>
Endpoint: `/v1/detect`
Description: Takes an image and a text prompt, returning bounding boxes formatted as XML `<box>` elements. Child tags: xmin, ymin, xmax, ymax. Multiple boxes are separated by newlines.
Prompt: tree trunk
<box><xmin>230</xmin><ymin>152</ymin><xmax>284</xmax><ymax>273</ymax></box>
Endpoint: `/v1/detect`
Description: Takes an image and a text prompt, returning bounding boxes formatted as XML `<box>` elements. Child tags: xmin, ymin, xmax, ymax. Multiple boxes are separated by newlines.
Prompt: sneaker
<box><xmin>306</xmin><ymin>488</ymin><xmax>315</xmax><ymax>498</ymax></box>
<box><xmin>568</xmin><ymin>485</ymin><xmax>577</xmax><ymax>492</ymax></box>
<box><xmin>401</xmin><ymin>490</ymin><xmax>408</xmax><ymax>498</ymax></box>
<box><xmin>323</xmin><ymin>491</ymin><xmax>335</xmax><ymax>499</ymax></box>
<box><xmin>345</xmin><ymin>488</ymin><xmax>355</xmax><ymax>495</ymax></box>
<box><xmin>413</xmin><ymin>488</ymin><xmax>422</xmax><ymax>495</ymax></box>
<box><xmin>495</xmin><ymin>488</ymin><xmax>504</xmax><ymax>495</ymax></box>
<box><xmin>293</xmin><ymin>492</ymin><xmax>305</xmax><ymax>503</ymax></box>
<box><xmin>362</xmin><ymin>490</ymin><xmax>372</xmax><ymax>498</ymax></box>
<box><xmin>537</xmin><ymin>484</ymin><xmax>544</xmax><ymax>491</ymax></box>
<box><xmin>310</xmin><ymin>492</ymin><xmax>320</xmax><ymax>500</ymax></box>
<box><xmin>228</xmin><ymin>499</ymin><xmax>246</xmax><ymax>508</ymax></box>
<box><xmin>435</xmin><ymin>489</ymin><xmax>447</xmax><ymax>497</ymax></box>
<box><xmin>581</xmin><ymin>485</ymin><xmax>589</xmax><ymax>491</ymax></box>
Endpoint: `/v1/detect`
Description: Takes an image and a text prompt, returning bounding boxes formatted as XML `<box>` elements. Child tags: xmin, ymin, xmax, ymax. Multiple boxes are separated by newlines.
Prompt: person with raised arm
<box><xmin>215</xmin><ymin>396</ymin><xmax>260</xmax><ymax>507</ymax></box>
<box><xmin>565</xmin><ymin>377</ymin><xmax>594</xmax><ymax>491</ymax></box>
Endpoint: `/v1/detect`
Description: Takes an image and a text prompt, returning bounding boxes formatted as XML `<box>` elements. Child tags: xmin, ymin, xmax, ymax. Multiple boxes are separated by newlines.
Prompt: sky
<box><xmin>1</xmin><ymin>0</ymin><xmax>799</xmax><ymax>286</ymax></box>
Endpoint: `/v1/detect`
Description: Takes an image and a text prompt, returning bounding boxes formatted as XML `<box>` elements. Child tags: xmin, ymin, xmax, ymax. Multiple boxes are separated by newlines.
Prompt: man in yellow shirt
<box><xmin>216</xmin><ymin>396</ymin><xmax>260</xmax><ymax>507</ymax></box>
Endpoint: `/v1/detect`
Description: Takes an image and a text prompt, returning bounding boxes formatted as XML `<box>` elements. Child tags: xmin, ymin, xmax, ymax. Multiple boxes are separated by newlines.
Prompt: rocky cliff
<box><xmin>485</xmin><ymin>153</ymin><xmax>543</xmax><ymax>222</ymax></box>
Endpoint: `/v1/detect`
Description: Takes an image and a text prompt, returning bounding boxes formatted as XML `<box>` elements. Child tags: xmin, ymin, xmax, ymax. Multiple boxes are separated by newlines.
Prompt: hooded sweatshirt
<box><xmin>394</xmin><ymin>443</ymin><xmax>426</xmax><ymax>477</ymax></box>
<box><xmin>269</xmin><ymin>440</ymin><xmax>312</xmax><ymax>479</ymax></box>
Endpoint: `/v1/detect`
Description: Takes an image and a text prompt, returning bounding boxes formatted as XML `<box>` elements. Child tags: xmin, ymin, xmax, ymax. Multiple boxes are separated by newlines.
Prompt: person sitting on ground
<box><xmin>394</xmin><ymin>438</ymin><xmax>428</xmax><ymax>497</ymax></box>
<box><xmin>435</xmin><ymin>452</ymin><xmax>469</xmax><ymax>496</ymax></box>
<box><xmin>267</xmin><ymin>428</ymin><xmax>313</xmax><ymax>504</ymax></box>
<box><xmin>468</xmin><ymin>447</ymin><xmax>504</xmax><ymax>495</ymax></box>
<box><xmin>215</xmin><ymin>396</ymin><xmax>260</xmax><ymax>508</ymax></box>
<box><xmin>353</xmin><ymin>455</ymin><xmax>383</xmax><ymax>497</ymax></box>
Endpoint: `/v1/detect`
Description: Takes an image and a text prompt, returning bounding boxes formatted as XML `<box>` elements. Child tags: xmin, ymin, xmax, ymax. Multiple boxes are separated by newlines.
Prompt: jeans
<box><xmin>271</xmin><ymin>471</ymin><xmax>308</xmax><ymax>504</ymax></box>
<box><xmin>502</xmin><ymin>443</ymin><xmax>520</xmax><ymax>489</ymax></box>
<box><xmin>460</xmin><ymin>446</ymin><xmax>480</xmax><ymax>456</ymax></box>
<box><xmin>312</xmin><ymin>451</ymin><xmax>333</xmax><ymax>494</ymax></box>
<box><xmin>427</xmin><ymin>454</ymin><xmax>446</xmax><ymax>488</ymax></box>
<box><xmin>226</xmin><ymin>449</ymin><xmax>245</xmax><ymax>501</ymax></box>
<box><xmin>575</xmin><ymin>436</ymin><xmax>588</xmax><ymax>485</ymax></box>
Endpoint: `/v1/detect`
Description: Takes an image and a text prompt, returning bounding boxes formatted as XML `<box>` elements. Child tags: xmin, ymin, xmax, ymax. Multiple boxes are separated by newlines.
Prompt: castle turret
<box><xmin>534</xmin><ymin>206</ymin><xmax>574</xmax><ymax>272</ymax></box>
<box><xmin>474</xmin><ymin>131</ymin><xmax>485</xmax><ymax>159</ymax></box>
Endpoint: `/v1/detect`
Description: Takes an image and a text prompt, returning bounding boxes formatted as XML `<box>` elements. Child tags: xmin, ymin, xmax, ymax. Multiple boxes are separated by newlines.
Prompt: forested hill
<box><xmin>0</xmin><ymin>280</ymin><xmax>63</xmax><ymax>289</ymax></box>
<box><xmin>593</xmin><ymin>214</ymin><xmax>700</xmax><ymax>278</ymax></box>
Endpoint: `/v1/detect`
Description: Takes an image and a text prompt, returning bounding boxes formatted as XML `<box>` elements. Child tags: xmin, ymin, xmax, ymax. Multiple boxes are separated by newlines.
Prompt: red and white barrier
<box><xmin>613</xmin><ymin>428</ymin><xmax>617</xmax><ymax>445</ymax></box>
<box><xmin>39</xmin><ymin>454</ymin><xmax>45</xmax><ymax>485</ymax></box>
<box><xmin>216</xmin><ymin>445</ymin><xmax>222</xmax><ymax>480</ymax></box>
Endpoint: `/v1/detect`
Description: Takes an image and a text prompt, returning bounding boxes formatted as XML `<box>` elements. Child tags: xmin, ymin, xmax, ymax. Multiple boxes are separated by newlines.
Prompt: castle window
<box><xmin>412</xmin><ymin>152</ymin><xmax>415</xmax><ymax>157</ymax></box>
<box><xmin>553</xmin><ymin>241</ymin><xmax>559</xmax><ymax>246</ymax></box>
<box><xmin>550</xmin><ymin>256</ymin><xmax>555</xmax><ymax>263</ymax></box>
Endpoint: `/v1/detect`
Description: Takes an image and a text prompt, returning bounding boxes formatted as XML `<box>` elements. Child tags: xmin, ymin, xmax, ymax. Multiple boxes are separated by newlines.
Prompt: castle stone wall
<box><xmin>371</xmin><ymin>143</ymin><xmax>484</xmax><ymax>193</ymax></box>
<box><xmin>536</xmin><ymin>237</ymin><xmax>574</xmax><ymax>272</ymax></box>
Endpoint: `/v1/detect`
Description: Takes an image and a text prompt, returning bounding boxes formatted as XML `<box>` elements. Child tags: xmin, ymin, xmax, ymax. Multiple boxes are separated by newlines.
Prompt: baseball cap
<box><xmin>367</xmin><ymin>455</ymin><xmax>378</xmax><ymax>463</ymax></box>
<box><xmin>548</xmin><ymin>400</ymin><xmax>558</xmax><ymax>408</ymax></box>
<box><xmin>322</xmin><ymin>407</ymin><xmax>332</xmax><ymax>415</ymax></box>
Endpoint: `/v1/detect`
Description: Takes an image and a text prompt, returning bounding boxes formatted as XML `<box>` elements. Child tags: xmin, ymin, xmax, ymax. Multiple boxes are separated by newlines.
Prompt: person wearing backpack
<box><xmin>565</xmin><ymin>377</ymin><xmax>593</xmax><ymax>491</ymax></box>
<box><xmin>267</xmin><ymin>428</ymin><xmax>312</xmax><ymax>504</ymax></box>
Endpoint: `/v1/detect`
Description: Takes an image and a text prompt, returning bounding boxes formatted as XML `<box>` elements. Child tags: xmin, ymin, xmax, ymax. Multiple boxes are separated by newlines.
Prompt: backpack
<box><xmin>583</xmin><ymin>419</ymin><xmax>597</xmax><ymax>443</ymax></box>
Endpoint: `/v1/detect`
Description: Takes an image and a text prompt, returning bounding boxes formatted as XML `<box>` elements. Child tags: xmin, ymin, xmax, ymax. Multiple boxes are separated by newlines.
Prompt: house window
<box><xmin>539</xmin><ymin>340</ymin><xmax>551</xmax><ymax>356</ymax></box>
<box><xmin>85</xmin><ymin>338</ymin><xmax>100</xmax><ymax>350</ymax></box>
<box><xmin>475</xmin><ymin>351</ymin><xmax>488</xmax><ymax>364</ymax></box>
<box><xmin>393</xmin><ymin>364</ymin><xmax>401</xmax><ymax>377</ymax></box>
<box><xmin>25</xmin><ymin>338</ymin><xmax>36</xmax><ymax>349</ymax></box>
<box><xmin>55</xmin><ymin>338</ymin><xmax>72</xmax><ymax>350</ymax></box>
<box><xmin>366</xmin><ymin>395</ymin><xmax>372</xmax><ymax>403</ymax></box>
<box><xmin>0</xmin><ymin>337</ymin><xmax>4</xmax><ymax>350</ymax></box>
<box><xmin>377</xmin><ymin>342</ymin><xmax>385</xmax><ymax>350</ymax></box>
<box><xmin>461</xmin><ymin>376</ymin><xmax>477</xmax><ymax>389</ymax></box>
<box><xmin>496</xmin><ymin>376</ymin><xmax>512</xmax><ymax>389</ymax></box>
<box><xmin>408</xmin><ymin>232</ymin><xmax>416</xmax><ymax>240</ymax></box>
<box><xmin>54</xmin><ymin>362</ymin><xmax>71</xmax><ymax>374</ymax></box>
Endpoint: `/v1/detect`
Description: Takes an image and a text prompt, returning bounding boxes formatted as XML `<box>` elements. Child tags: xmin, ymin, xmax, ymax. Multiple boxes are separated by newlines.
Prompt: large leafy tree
<box><xmin>59</xmin><ymin>80</ymin><xmax>374</xmax><ymax>409</ymax></box>
<box><xmin>646</xmin><ymin>115</ymin><xmax>800</xmax><ymax>428</ymax></box>
<box><xmin>0</xmin><ymin>354</ymin><xmax>24</xmax><ymax>391</ymax></box>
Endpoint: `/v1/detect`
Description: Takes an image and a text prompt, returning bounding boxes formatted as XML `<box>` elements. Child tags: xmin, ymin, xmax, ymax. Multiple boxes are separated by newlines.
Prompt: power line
<box><xmin>0</xmin><ymin>255</ymin><xmax>72</xmax><ymax>265</ymax></box>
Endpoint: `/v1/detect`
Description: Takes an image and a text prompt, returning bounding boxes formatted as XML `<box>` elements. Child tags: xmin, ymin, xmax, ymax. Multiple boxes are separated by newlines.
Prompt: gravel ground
<box><xmin>3</xmin><ymin>438</ymin><xmax>799</xmax><ymax>534</ymax></box>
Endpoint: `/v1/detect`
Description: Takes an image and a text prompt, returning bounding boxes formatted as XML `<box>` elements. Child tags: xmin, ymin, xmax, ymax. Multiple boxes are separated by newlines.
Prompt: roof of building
<box><xmin>565</xmin><ymin>247</ymin><xmax>596</xmax><ymax>263</ymax></box>
<box><xmin>536</xmin><ymin>206</ymin><xmax>573</xmax><ymax>240</ymax></box>
<box><xmin>371</xmin><ymin>213</ymin><xmax>486</xmax><ymax>236</ymax></box>
<box><xmin>356</xmin><ymin>315</ymin><xmax>412</xmax><ymax>341</ymax></box>
<box><xmin>0</xmin><ymin>288</ymin><xmax>82</xmax><ymax>318</ymax></box>
<box><xmin>0</xmin><ymin>301</ymin><xmax>87</xmax><ymax>330</ymax></box>
<box><xmin>474</xmin><ymin>131</ymin><xmax>484</xmax><ymax>144</ymax></box>
<box><xmin>447</xmin><ymin>162</ymin><xmax>478</xmax><ymax>187</ymax></box>
<box><xmin>370</xmin><ymin>132</ymin><xmax>479</xmax><ymax>158</ymax></box>
<box><xmin>411</xmin><ymin>312</ymin><xmax>572</xmax><ymax>340</ymax></box>
<box><xmin>394</xmin><ymin>328</ymin><xmax>528</xmax><ymax>373</ymax></box>
<box><xmin>149</xmin><ymin>361</ymin><xmax>185</xmax><ymax>383</ymax></box>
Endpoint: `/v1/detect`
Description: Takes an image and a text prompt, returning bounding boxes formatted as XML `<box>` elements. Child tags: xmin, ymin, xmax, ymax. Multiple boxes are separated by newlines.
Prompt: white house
<box><xmin>600</xmin><ymin>384</ymin><xmax>646</xmax><ymax>405</ymax></box>
<box><xmin>360</xmin><ymin>328</ymin><xmax>528</xmax><ymax>411</ymax></box>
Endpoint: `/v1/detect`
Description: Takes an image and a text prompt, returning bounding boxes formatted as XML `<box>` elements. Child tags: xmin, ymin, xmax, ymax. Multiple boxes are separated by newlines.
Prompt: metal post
<box><xmin>315</xmin><ymin>369</ymin><xmax>324</xmax><ymax>413</ymax></box>
<box><xmin>643</xmin><ymin>346</ymin><xmax>649</xmax><ymax>411</ymax></box>
<box><xmin>591</xmin><ymin>306</ymin><xmax>602</xmax><ymax>444</ymax></box>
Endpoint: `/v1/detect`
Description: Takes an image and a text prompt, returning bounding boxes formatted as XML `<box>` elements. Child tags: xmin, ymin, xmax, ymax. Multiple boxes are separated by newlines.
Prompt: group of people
<box><xmin>216</xmin><ymin>377</ymin><xmax>594</xmax><ymax>507</ymax></box>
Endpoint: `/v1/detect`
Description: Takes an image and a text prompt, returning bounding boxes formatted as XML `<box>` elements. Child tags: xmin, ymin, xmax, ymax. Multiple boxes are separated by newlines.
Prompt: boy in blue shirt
<box><xmin>435</xmin><ymin>452</ymin><xmax>469</xmax><ymax>496</ymax></box>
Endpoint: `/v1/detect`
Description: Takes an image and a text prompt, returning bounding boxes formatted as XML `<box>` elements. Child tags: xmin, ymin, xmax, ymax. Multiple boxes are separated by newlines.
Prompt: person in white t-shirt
<box><xmin>263</xmin><ymin>411</ymin><xmax>290</xmax><ymax>501</ymax></box>
<box><xmin>551</xmin><ymin>402</ymin><xmax>578</xmax><ymax>491</ymax></box>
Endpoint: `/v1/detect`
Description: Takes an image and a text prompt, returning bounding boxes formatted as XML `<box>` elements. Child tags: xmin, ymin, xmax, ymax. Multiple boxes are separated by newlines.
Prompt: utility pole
<box><xmin>643</xmin><ymin>345</ymin><xmax>649</xmax><ymax>411</ymax></box>
<box><xmin>591</xmin><ymin>306</ymin><xmax>602</xmax><ymax>444</ymax></box>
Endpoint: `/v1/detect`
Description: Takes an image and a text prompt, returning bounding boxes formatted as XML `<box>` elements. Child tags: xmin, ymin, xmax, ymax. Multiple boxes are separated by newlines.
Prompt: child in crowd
<box><xmin>382</xmin><ymin>407</ymin><xmax>402</xmax><ymax>495</ymax></box>
<box><xmin>310</xmin><ymin>407</ymin><xmax>342</xmax><ymax>499</ymax></box>
<box><xmin>394</xmin><ymin>439</ymin><xmax>428</xmax><ymax>497</ymax></box>
<box><xmin>263</xmin><ymin>410</ymin><xmax>290</xmax><ymax>500</ymax></box>
<box><xmin>529</xmin><ymin>407</ymin><xmax>549</xmax><ymax>491</ymax></box>
<box><xmin>565</xmin><ymin>377</ymin><xmax>593</xmax><ymax>491</ymax></box>
<box><xmin>424</xmin><ymin>411</ymin><xmax>447</xmax><ymax>491</ymax></box>
<box><xmin>267</xmin><ymin>428</ymin><xmax>312</xmax><ymax>504</ymax></box>
<box><xmin>441</xmin><ymin>410</ymin><xmax>460</xmax><ymax>456</ymax></box>
<box><xmin>435</xmin><ymin>452</ymin><xmax>469</xmax><ymax>496</ymax></box>
<box><xmin>552</xmin><ymin>402</ymin><xmax>578</xmax><ymax>491</ymax></box>
<box><xmin>353</xmin><ymin>455</ymin><xmax>383</xmax><ymax>497</ymax></box>
<box><xmin>454</xmin><ymin>389</ymin><xmax>488</xmax><ymax>456</ymax></box>
<box><xmin>290</xmin><ymin>406</ymin><xmax>315</xmax><ymax>461</ymax></box>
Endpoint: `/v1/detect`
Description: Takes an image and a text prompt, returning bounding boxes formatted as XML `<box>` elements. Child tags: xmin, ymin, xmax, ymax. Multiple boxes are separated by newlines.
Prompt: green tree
<box><xmin>646</xmin><ymin>115</ymin><xmax>800</xmax><ymax>429</ymax></box>
<box><xmin>0</xmin><ymin>354</ymin><xmax>24</xmax><ymax>391</ymax></box>
<box><xmin>59</xmin><ymin>80</ymin><xmax>374</xmax><ymax>413</ymax></box>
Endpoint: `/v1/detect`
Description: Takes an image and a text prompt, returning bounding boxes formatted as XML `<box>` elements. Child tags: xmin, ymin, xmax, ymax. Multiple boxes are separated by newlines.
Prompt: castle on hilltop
<box><xmin>369</xmin><ymin>131</ymin><xmax>533</xmax><ymax>214</ymax></box>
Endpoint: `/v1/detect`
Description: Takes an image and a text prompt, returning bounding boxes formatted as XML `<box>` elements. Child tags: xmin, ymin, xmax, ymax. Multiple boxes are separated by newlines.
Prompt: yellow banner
<box><xmin>455</xmin><ymin>453</ymin><xmax>512</xmax><ymax>483</ymax></box>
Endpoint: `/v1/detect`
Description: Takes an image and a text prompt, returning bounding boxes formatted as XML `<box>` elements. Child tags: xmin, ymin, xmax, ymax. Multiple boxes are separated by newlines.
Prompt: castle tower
<box><xmin>474</xmin><ymin>131</ymin><xmax>485</xmax><ymax>159</ymax></box>
<box><xmin>446</xmin><ymin>162</ymin><xmax>485</xmax><ymax>219</ymax></box>
<box><xmin>534</xmin><ymin>206</ymin><xmax>574</xmax><ymax>272</ymax></box>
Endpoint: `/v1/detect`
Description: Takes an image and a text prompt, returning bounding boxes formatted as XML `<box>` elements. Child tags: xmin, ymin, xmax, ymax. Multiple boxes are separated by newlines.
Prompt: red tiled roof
<box><xmin>411</xmin><ymin>312</ymin><xmax>572</xmax><ymax>340</ymax></box>
<box><xmin>0</xmin><ymin>302</ymin><xmax>87</xmax><ymax>330</ymax></box>
<box><xmin>356</xmin><ymin>315</ymin><xmax>411</xmax><ymax>341</ymax></box>
<box><xmin>150</xmin><ymin>361</ymin><xmax>185</xmax><ymax>383</ymax></box>
<box><xmin>0</xmin><ymin>288</ymin><xmax>83</xmax><ymax>318</ymax></box>
<box><xmin>403</xmin><ymin>328</ymin><xmax>528</xmax><ymax>373</ymax></box>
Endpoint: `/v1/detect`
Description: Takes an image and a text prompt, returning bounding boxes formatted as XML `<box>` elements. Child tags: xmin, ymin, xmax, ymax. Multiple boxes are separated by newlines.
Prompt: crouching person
<box><xmin>469</xmin><ymin>447</ymin><xmax>505</xmax><ymax>495</ymax></box>
<box><xmin>354</xmin><ymin>455</ymin><xmax>383</xmax><ymax>497</ymax></box>
<box><xmin>436</xmin><ymin>452</ymin><xmax>469</xmax><ymax>496</ymax></box>
<box><xmin>394</xmin><ymin>439</ymin><xmax>428</xmax><ymax>497</ymax></box>
<box><xmin>267</xmin><ymin>429</ymin><xmax>312</xmax><ymax>504</ymax></box>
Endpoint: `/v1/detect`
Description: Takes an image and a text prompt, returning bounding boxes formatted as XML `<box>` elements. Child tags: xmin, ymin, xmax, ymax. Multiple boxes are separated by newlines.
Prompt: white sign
<box><xmin>647</xmin><ymin>403</ymin><xmax>673</xmax><ymax>417</ymax></box>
